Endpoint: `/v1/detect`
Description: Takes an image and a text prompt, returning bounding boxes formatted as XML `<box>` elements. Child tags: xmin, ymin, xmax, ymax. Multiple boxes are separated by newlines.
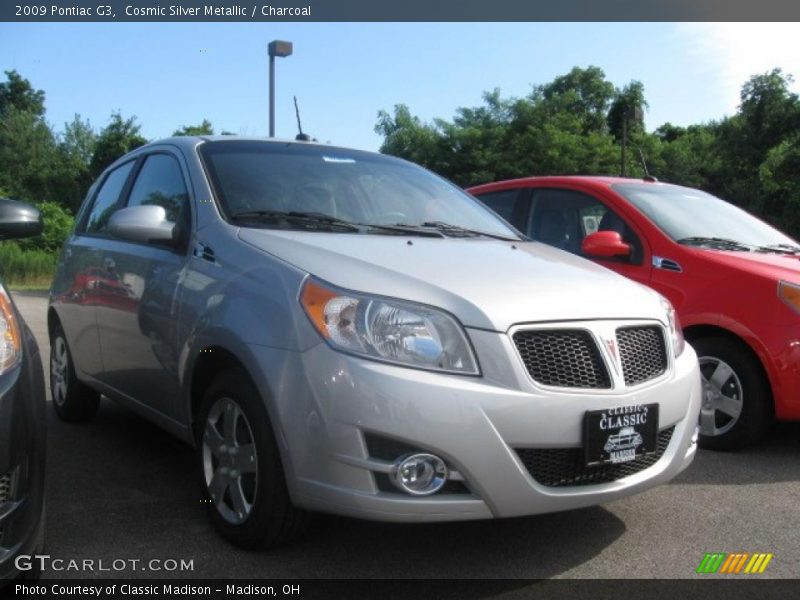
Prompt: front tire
<box><xmin>693</xmin><ymin>336</ymin><xmax>772</xmax><ymax>451</ymax></box>
<box><xmin>195</xmin><ymin>368</ymin><xmax>310</xmax><ymax>549</ymax></box>
<box><xmin>50</xmin><ymin>324</ymin><xmax>100</xmax><ymax>422</ymax></box>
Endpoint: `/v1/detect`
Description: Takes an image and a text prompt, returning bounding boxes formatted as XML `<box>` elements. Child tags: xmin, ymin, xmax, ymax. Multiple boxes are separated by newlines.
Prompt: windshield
<box><xmin>199</xmin><ymin>141</ymin><xmax>518</xmax><ymax>238</ymax></box>
<box><xmin>612</xmin><ymin>183</ymin><xmax>797</xmax><ymax>249</ymax></box>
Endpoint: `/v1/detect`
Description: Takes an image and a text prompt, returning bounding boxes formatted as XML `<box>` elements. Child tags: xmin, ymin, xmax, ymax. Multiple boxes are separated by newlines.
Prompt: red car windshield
<box><xmin>613</xmin><ymin>183</ymin><xmax>798</xmax><ymax>251</ymax></box>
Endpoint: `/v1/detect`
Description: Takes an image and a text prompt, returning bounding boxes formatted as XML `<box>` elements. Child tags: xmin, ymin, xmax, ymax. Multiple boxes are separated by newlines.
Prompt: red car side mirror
<box><xmin>582</xmin><ymin>231</ymin><xmax>632</xmax><ymax>259</ymax></box>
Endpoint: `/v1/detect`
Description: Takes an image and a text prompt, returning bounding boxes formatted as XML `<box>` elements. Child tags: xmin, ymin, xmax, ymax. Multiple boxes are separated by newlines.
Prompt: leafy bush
<box><xmin>16</xmin><ymin>200</ymin><xmax>75</xmax><ymax>253</ymax></box>
<box><xmin>0</xmin><ymin>241</ymin><xmax>56</xmax><ymax>287</ymax></box>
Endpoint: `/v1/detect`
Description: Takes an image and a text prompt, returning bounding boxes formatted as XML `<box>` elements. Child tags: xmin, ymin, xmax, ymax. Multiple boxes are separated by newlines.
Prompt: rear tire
<box><xmin>50</xmin><ymin>324</ymin><xmax>100</xmax><ymax>422</ymax></box>
<box><xmin>693</xmin><ymin>336</ymin><xmax>772</xmax><ymax>451</ymax></box>
<box><xmin>195</xmin><ymin>367</ymin><xmax>310</xmax><ymax>549</ymax></box>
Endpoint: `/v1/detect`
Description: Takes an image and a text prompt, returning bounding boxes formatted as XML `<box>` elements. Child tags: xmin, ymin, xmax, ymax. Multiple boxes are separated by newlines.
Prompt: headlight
<box><xmin>300</xmin><ymin>278</ymin><xmax>479</xmax><ymax>375</ymax></box>
<box><xmin>779</xmin><ymin>281</ymin><xmax>800</xmax><ymax>314</ymax></box>
<box><xmin>659</xmin><ymin>296</ymin><xmax>685</xmax><ymax>357</ymax></box>
<box><xmin>0</xmin><ymin>286</ymin><xmax>21</xmax><ymax>374</ymax></box>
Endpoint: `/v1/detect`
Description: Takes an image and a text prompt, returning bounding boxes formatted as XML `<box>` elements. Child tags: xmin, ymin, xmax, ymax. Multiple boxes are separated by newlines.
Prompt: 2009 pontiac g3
<box><xmin>49</xmin><ymin>137</ymin><xmax>701</xmax><ymax>548</ymax></box>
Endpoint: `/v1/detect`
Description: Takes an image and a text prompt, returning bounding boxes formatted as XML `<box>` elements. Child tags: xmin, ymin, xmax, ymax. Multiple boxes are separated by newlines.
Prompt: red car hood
<box><xmin>691</xmin><ymin>248</ymin><xmax>800</xmax><ymax>281</ymax></box>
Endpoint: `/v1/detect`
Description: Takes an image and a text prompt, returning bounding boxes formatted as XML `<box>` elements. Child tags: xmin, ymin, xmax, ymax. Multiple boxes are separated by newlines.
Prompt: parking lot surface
<box><xmin>12</xmin><ymin>291</ymin><xmax>800</xmax><ymax>579</ymax></box>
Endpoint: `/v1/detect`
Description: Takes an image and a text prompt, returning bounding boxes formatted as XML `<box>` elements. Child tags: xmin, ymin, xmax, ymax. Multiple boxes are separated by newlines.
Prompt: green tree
<box><xmin>0</xmin><ymin>71</ymin><xmax>58</xmax><ymax>203</ymax></box>
<box><xmin>759</xmin><ymin>135</ymin><xmax>800</xmax><ymax>235</ymax></box>
<box><xmin>173</xmin><ymin>119</ymin><xmax>214</xmax><ymax>136</ymax></box>
<box><xmin>535</xmin><ymin>66</ymin><xmax>616</xmax><ymax>134</ymax></box>
<box><xmin>0</xmin><ymin>69</ymin><xmax>45</xmax><ymax>117</ymax></box>
<box><xmin>375</xmin><ymin>104</ymin><xmax>442</xmax><ymax>169</ymax></box>
<box><xmin>89</xmin><ymin>112</ymin><xmax>147</xmax><ymax>180</ymax></box>
<box><xmin>0</xmin><ymin>107</ymin><xmax>59</xmax><ymax>202</ymax></box>
<box><xmin>607</xmin><ymin>81</ymin><xmax>648</xmax><ymax>142</ymax></box>
<box><xmin>376</xmin><ymin>68</ymin><xmax>624</xmax><ymax>186</ymax></box>
<box><xmin>657</xmin><ymin>124</ymin><xmax>721</xmax><ymax>189</ymax></box>
<box><xmin>54</xmin><ymin>114</ymin><xmax>97</xmax><ymax>210</ymax></box>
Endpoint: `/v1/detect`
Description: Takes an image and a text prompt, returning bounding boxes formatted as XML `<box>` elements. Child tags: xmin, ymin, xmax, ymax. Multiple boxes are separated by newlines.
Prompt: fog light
<box><xmin>392</xmin><ymin>453</ymin><xmax>447</xmax><ymax>496</ymax></box>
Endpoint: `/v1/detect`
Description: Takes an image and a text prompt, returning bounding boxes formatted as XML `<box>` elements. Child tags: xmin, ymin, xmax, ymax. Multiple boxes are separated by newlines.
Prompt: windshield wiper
<box><xmin>409</xmin><ymin>221</ymin><xmax>520</xmax><ymax>242</ymax></box>
<box><xmin>230</xmin><ymin>210</ymin><xmax>359</xmax><ymax>231</ymax></box>
<box><xmin>755</xmin><ymin>243</ymin><xmax>800</xmax><ymax>255</ymax></box>
<box><xmin>230</xmin><ymin>211</ymin><xmax>442</xmax><ymax>237</ymax></box>
<box><xmin>677</xmin><ymin>236</ymin><xmax>752</xmax><ymax>251</ymax></box>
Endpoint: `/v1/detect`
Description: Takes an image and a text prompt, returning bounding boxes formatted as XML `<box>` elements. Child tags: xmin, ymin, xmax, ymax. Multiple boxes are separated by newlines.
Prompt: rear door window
<box><xmin>473</xmin><ymin>189</ymin><xmax>521</xmax><ymax>226</ymax></box>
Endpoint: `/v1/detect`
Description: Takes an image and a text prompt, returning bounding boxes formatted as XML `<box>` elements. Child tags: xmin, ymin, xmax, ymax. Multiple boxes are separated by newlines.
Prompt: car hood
<box><xmin>239</xmin><ymin>229</ymin><xmax>667</xmax><ymax>331</ymax></box>
<box><xmin>690</xmin><ymin>248</ymin><xmax>800</xmax><ymax>282</ymax></box>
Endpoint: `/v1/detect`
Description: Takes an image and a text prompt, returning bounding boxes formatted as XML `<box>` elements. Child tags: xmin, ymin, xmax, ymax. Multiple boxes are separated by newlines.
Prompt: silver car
<box><xmin>49</xmin><ymin>137</ymin><xmax>701</xmax><ymax>549</ymax></box>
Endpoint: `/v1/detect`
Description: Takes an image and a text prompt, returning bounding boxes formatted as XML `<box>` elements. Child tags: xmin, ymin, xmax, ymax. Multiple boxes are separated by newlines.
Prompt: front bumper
<box><xmin>0</xmin><ymin>328</ymin><xmax>46</xmax><ymax>582</ymax></box>
<box><xmin>252</xmin><ymin>327</ymin><xmax>701</xmax><ymax>522</ymax></box>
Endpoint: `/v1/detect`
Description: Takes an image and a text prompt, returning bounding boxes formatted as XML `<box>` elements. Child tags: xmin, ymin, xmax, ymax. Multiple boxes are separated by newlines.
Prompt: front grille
<box><xmin>513</xmin><ymin>329</ymin><xmax>611</xmax><ymax>389</ymax></box>
<box><xmin>516</xmin><ymin>426</ymin><xmax>675</xmax><ymax>487</ymax></box>
<box><xmin>617</xmin><ymin>326</ymin><xmax>667</xmax><ymax>385</ymax></box>
<box><xmin>0</xmin><ymin>472</ymin><xmax>12</xmax><ymax>506</ymax></box>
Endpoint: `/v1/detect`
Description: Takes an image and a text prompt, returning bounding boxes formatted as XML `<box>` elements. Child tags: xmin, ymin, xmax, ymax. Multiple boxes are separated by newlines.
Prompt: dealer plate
<box><xmin>584</xmin><ymin>403</ymin><xmax>659</xmax><ymax>467</ymax></box>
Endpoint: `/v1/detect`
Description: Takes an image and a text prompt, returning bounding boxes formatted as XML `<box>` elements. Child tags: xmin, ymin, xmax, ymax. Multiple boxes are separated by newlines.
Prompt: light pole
<box><xmin>268</xmin><ymin>40</ymin><xmax>293</xmax><ymax>138</ymax></box>
<box><xmin>620</xmin><ymin>105</ymin><xmax>643</xmax><ymax>177</ymax></box>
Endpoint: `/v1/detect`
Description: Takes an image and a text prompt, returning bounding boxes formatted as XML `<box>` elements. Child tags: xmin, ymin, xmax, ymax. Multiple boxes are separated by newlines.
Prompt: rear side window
<box><xmin>85</xmin><ymin>161</ymin><xmax>135</xmax><ymax>234</ymax></box>
<box><xmin>473</xmin><ymin>189</ymin><xmax>519</xmax><ymax>223</ymax></box>
<box><xmin>126</xmin><ymin>154</ymin><xmax>189</xmax><ymax>224</ymax></box>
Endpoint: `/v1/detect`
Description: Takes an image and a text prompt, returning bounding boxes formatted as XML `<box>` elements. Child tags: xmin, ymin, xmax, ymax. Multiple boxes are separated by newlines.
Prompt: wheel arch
<box><xmin>683</xmin><ymin>323</ymin><xmax>775</xmax><ymax>414</ymax></box>
<box><xmin>188</xmin><ymin>344</ymin><xmax>246</xmax><ymax>436</ymax></box>
<box><xmin>47</xmin><ymin>306</ymin><xmax>61</xmax><ymax>342</ymax></box>
<box><xmin>183</xmin><ymin>337</ymin><xmax>286</xmax><ymax>455</ymax></box>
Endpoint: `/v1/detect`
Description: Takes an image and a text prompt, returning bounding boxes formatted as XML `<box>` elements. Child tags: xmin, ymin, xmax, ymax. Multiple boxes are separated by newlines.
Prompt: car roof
<box><xmin>137</xmin><ymin>135</ymin><xmax>381</xmax><ymax>157</ymax></box>
<box><xmin>467</xmin><ymin>175</ymin><xmax>666</xmax><ymax>194</ymax></box>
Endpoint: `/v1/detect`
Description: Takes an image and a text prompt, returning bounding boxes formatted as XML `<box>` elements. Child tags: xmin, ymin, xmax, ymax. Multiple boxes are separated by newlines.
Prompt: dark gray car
<box><xmin>0</xmin><ymin>199</ymin><xmax>46</xmax><ymax>583</ymax></box>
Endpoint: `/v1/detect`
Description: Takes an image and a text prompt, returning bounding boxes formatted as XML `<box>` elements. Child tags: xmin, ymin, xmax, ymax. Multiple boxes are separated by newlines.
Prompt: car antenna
<box><xmin>293</xmin><ymin>96</ymin><xmax>314</xmax><ymax>142</ymax></box>
<box><xmin>635</xmin><ymin>146</ymin><xmax>658</xmax><ymax>182</ymax></box>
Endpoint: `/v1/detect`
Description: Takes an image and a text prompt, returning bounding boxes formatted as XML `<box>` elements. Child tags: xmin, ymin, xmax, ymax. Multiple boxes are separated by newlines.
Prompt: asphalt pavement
<box><xmin>11</xmin><ymin>291</ymin><xmax>800</xmax><ymax>579</ymax></box>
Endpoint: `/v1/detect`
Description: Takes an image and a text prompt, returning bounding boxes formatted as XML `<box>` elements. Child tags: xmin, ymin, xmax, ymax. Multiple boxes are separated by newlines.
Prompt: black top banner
<box><xmin>3</xmin><ymin>0</ymin><xmax>800</xmax><ymax>22</ymax></box>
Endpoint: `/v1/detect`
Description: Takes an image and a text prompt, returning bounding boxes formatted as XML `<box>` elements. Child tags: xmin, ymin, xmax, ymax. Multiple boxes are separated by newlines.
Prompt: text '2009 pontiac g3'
<box><xmin>48</xmin><ymin>137</ymin><xmax>701</xmax><ymax>549</ymax></box>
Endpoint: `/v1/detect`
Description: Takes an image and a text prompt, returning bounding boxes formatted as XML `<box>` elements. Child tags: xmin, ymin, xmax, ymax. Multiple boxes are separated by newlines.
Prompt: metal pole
<box><xmin>269</xmin><ymin>54</ymin><xmax>275</xmax><ymax>137</ymax></box>
<box><xmin>621</xmin><ymin>114</ymin><xmax>627</xmax><ymax>177</ymax></box>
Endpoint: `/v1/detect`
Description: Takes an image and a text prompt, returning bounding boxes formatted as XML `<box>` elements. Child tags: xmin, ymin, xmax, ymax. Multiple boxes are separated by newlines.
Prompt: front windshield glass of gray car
<box><xmin>612</xmin><ymin>183</ymin><xmax>797</xmax><ymax>250</ymax></box>
<box><xmin>199</xmin><ymin>142</ymin><xmax>519</xmax><ymax>239</ymax></box>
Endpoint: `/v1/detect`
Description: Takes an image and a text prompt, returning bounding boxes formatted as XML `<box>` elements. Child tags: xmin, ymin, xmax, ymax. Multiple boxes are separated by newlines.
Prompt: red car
<box><xmin>468</xmin><ymin>176</ymin><xmax>800</xmax><ymax>450</ymax></box>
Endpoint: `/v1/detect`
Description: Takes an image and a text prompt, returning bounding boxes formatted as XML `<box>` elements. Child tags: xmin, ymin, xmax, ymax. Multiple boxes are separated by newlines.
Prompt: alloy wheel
<box><xmin>698</xmin><ymin>355</ymin><xmax>744</xmax><ymax>437</ymax></box>
<box><xmin>51</xmin><ymin>336</ymin><xmax>68</xmax><ymax>407</ymax></box>
<box><xmin>201</xmin><ymin>396</ymin><xmax>259</xmax><ymax>525</ymax></box>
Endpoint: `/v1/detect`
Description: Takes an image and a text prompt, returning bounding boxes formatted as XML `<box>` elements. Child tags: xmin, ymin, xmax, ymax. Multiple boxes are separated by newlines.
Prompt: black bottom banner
<box><xmin>3</xmin><ymin>579</ymin><xmax>799</xmax><ymax>600</ymax></box>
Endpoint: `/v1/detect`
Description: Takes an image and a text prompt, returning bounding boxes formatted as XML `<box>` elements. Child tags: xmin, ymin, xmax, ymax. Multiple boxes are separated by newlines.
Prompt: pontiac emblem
<box><xmin>605</xmin><ymin>339</ymin><xmax>620</xmax><ymax>374</ymax></box>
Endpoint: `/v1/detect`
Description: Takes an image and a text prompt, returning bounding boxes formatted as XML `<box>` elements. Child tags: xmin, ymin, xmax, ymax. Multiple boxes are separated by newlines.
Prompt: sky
<box><xmin>1</xmin><ymin>22</ymin><xmax>799</xmax><ymax>151</ymax></box>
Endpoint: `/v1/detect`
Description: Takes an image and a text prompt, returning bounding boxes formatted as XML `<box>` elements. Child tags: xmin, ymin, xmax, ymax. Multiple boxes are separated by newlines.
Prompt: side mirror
<box><xmin>0</xmin><ymin>198</ymin><xmax>43</xmax><ymax>240</ymax></box>
<box><xmin>108</xmin><ymin>205</ymin><xmax>175</xmax><ymax>245</ymax></box>
<box><xmin>582</xmin><ymin>230</ymin><xmax>631</xmax><ymax>259</ymax></box>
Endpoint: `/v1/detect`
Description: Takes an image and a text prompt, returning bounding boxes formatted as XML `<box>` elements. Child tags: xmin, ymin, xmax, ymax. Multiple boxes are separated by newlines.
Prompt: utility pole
<box><xmin>621</xmin><ymin>115</ymin><xmax>627</xmax><ymax>177</ymax></box>
<box><xmin>620</xmin><ymin>106</ymin><xmax>643</xmax><ymax>177</ymax></box>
